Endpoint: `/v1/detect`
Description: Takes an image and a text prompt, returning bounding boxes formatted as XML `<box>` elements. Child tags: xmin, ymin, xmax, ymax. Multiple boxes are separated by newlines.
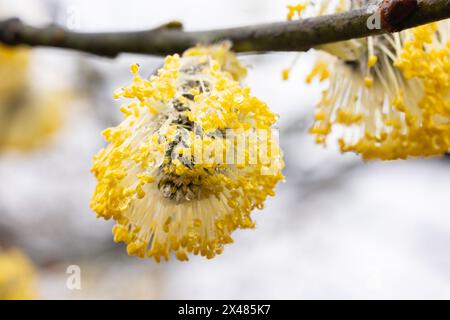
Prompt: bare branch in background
<box><xmin>0</xmin><ymin>0</ymin><xmax>447</xmax><ymax>57</ymax></box>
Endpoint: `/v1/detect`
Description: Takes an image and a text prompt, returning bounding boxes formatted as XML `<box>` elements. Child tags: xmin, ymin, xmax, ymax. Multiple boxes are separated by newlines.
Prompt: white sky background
<box><xmin>0</xmin><ymin>0</ymin><xmax>450</xmax><ymax>299</ymax></box>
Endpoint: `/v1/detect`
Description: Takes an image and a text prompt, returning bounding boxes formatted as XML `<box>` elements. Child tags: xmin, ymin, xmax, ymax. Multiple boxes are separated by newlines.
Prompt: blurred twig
<box><xmin>0</xmin><ymin>0</ymin><xmax>446</xmax><ymax>57</ymax></box>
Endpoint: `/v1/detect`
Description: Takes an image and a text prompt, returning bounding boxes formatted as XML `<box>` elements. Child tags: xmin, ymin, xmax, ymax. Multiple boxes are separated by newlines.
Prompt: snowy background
<box><xmin>1</xmin><ymin>0</ymin><xmax>450</xmax><ymax>299</ymax></box>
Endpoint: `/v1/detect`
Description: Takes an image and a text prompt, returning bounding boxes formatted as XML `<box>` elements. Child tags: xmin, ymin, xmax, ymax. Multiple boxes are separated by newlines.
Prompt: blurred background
<box><xmin>0</xmin><ymin>0</ymin><xmax>450</xmax><ymax>300</ymax></box>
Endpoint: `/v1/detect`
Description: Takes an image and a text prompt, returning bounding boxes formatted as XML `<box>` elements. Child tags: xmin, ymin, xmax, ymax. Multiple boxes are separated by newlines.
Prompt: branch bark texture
<box><xmin>0</xmin><ymin>0</ymin><xmax>448</xmax><ymax>57</ymax></box>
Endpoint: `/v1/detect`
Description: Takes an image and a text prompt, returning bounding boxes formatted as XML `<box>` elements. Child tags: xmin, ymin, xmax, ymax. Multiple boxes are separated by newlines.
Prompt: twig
<box><xmin>0</xmin><ymin>0</ymin><xmax>448</xmax><ymax>57</ymax></box>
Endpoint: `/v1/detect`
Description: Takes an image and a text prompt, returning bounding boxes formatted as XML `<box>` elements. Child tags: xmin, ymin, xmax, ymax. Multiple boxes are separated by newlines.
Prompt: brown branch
<box><xmin>0</xmin><ymin>0</ymin><xmax>448</xmax><ymax>57</ymax></box>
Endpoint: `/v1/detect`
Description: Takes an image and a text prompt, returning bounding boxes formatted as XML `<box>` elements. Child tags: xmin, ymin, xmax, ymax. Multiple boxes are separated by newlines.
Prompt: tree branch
<box><xmin>0</xmin><ymin>0</ymin><xmax>448</xmax><ymax>57</ymax></box>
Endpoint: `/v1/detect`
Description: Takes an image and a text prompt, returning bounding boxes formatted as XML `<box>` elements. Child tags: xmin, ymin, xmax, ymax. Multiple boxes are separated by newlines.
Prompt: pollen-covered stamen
<box><xmin>157</xmin><ymin>173</ymin><xmax>200</xmax><ymax>202</ymax></box>
<box><xmin>154</xmin><ymin>58</ymin><xmax>219</xmax><ymax>202</ymax></box>
<box><xmin>0</xmin><ymin>249</ymin><xmax>37</xmax><ymax>300</ymax></box>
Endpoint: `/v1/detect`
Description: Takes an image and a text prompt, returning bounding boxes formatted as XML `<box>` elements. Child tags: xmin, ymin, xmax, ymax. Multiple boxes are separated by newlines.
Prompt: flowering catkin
<box><xmin>0</xmin><ymin>249</ymin><xmax>37</xmax><ymax>300</ymax></box>
<box><xmin>91</xmin><ymin>43</ymin><xmax>284</xmax><ymax>262</ymax></box>
<box><xmin>290</xmin><ymin>0</ymin><xmax>450</xmax><ymax>160</ymax></box>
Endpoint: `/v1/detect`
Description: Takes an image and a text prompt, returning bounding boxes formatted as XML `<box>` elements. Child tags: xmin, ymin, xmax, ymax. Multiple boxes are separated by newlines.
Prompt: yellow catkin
<box><xmin>306</xmin><ymin>61</ymin><xmax>330</xmax><ymax>83</ymax></box>
<box><xmin>286</xmin><ymin>3</ymin><xmax>307</xmax><ymax>21</ymax></box>
<box><xmin>91</xmin><ymin>43</ymin><xmax>284</xmax><ymax>262</ymax></box>
<box><xmin>0</xmin><ymin>249</ymin><xmax>38</xmax><ymax>300</ymax></box>
<box><xmin>302</xmin><ymin>0</ymin><xmax>450</xmax><ymax>160</ymax></box>
<box><xmin>0</xmin><ymin>44</ymin><xmax>66</xmax><ymax>151</ymax></box>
